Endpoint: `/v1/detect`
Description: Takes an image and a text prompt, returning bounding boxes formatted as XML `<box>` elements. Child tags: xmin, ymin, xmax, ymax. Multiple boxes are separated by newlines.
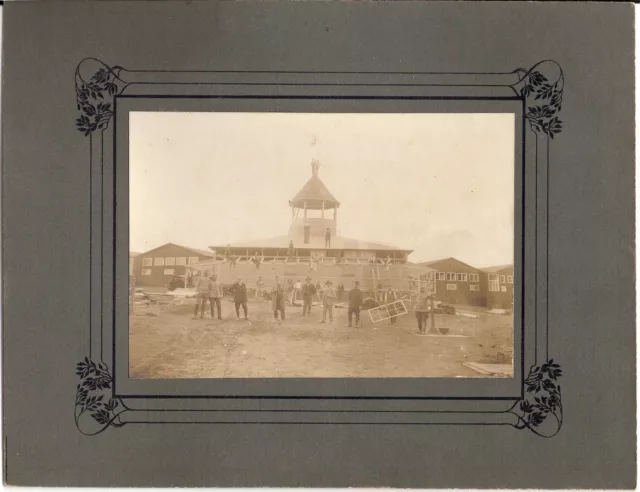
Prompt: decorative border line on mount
<box><xmin>74</xmin><ymin>58</ymin><xmax>564</xmax><ymax>437</ymax></box>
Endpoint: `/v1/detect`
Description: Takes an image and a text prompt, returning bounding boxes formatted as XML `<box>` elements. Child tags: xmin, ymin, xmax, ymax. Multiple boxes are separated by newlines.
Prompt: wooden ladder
<box><xmin>372</xmin><ymin>264</ymin><xmax>380</xmax><ymax>290</ymax></box>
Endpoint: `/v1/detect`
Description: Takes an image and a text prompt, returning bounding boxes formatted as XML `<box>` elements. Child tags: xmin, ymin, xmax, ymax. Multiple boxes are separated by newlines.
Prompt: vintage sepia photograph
<box><xmin>129</xmin><ymin>111</ymin><xmax>515</xmax><ymax>379</ymax></box>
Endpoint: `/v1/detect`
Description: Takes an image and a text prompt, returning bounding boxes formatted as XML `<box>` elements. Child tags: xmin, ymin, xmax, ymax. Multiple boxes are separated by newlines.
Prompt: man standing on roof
<box><xmin>225</xmin><ymin>244</ymin><xmax>236</xmax><ymax>268</ymax></box>
<box><xmin>249</xmin><ymin>252</ymin><xmax>263</xmax><ymax>270</ymax></box>
<box><xmin>325</xmin><ymin>228</ymin><xmax>331</xmax><ymax>248</ymax></box>
<box><xmin>192</xmin><ymin>270</ymin><xmax>212</xmax><ymax>320</ymax></box>
<box><xmin>301</xmin><ymin>277</ymin><xmax>316</xmax><ymax>316</ymax></box>
<box><xmin>230</xmin><ymin>276</ymin><xmax>248</xmax><ymax>319</ymax></box>
<box><xmin>287</xmin><ymin>240</ymin><xmax>295</xmax><ymax>263</ymax></box>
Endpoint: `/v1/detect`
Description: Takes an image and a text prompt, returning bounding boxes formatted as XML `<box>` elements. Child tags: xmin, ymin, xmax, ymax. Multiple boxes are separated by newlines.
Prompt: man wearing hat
<box><xmin>348</xmin><ymin>280</ymin><xmax>363</xmax><ymax>327</ymax></box>
<box><xmin>230</xmin><ymin>276</ymin><xmax>248</xmax><ymax>319</ymax></box>
<box><xmin>208</xmin><ymin>273</ymin><xmax>223</xmax><ymax>320</ymax></box>
<box><xmin>192</xmin><ymin>270</ymin><xmax>213</xmax><ymax>320</ymax></box>
<box><xmin>414</xmin><ymin>286</ymin><xmax>430</xmax><ymax>334</ymax></box>
<box><xmin>272</xmin><ymin>276</ymin><xmax>286</xmax><ymax>320</ymax></box>
<box><xmin>301</xmin><ymin>277</ymin><xmax>317</xmax><ymax>316</ymax></box>
<box><xmin>320</xmin><ymin>280</ymin><xmax>337</xmax><ymax>324</ymax></box>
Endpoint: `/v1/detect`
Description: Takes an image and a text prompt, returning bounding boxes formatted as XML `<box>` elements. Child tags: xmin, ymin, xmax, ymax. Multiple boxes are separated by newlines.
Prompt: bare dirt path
<box><xmin>130</xmin><ymin>298</ymin><xmax>513</xmax><ymax>379</ymax></box>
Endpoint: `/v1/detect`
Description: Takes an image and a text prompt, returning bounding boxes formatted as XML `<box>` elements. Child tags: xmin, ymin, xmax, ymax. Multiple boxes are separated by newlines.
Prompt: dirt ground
<box><xmin>129</xmin><ymin>297</ymin><xmax>513</xmax><ymax>379</ymax></box>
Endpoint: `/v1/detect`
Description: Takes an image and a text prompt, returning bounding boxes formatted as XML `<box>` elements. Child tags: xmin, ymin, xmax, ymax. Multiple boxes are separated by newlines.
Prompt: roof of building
<box><xmin>130</xmin><ymin>252</ymin><xmax>140</xmax><ymax>258</ymax></box>
<box><xmin>481</xmin><ymin>264</ymin><xmax>514</xmax><ymax>273</ymax></box>
<box><xmin>139</xmin><ymin>242</ymin><xmax>215</xmax><ymax>258</ymax></box>
<box><xmin>211</xmin><ymin>234</ymin><xmax>412</xmax><ymax>253</ymax></box>
<box><xmin>290</xmin><ymin>175</ymin><xmax>340</xmax><ymax>209</ymax></box>
<box><xmin>419</xmin><ymin>257</ymin><xmax>482</xmax><ymax>271</ymax></box>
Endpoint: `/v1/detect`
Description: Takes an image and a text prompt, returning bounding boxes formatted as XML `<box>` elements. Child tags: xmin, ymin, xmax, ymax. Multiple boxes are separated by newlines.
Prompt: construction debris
<box><xmin>368</xmin><ymin>300</ymin><xmax>408</xmax><ymax>323</ymax></box>
<box><xmin>463</xmin><ymin>362</ymin><xmax>513</xmax><ymax>377</ymax></box>
<box><xmin>456</xmin><ymin>312</ymin><xmax>479</xmax><ymax>319</ymax></box>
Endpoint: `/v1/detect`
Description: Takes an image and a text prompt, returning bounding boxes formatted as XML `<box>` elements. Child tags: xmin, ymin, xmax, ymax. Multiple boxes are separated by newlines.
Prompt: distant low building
<box><xmin>418</xmin><ymin>257</ymin><xmax>487</xmax><ymax>306</ymax></box>
<box><xmin>132</xmin><ymin>243</ymin><xmax>215</xmax><ymax>287</ymax></box>
<box><xmin>482</xmin><ymin>264</ymin><xmax>514</xmax><ymax>309</ymax></box>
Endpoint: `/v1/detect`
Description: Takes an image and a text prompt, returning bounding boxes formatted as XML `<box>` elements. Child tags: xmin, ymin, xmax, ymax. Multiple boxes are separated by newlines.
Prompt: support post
<box><xmin>322</xmin><ymin>200</ymin><xmax>325</xmax><ymax>219</ymax></box>
<box><xmin>304</xmin><ymin>201</ymin><xmax>307</xmax><ymax>220</ymax></box>
<box><xmin>429</xmin><ymin>296</ymin><xmax>436</xmax><ymax>333</ymax></box>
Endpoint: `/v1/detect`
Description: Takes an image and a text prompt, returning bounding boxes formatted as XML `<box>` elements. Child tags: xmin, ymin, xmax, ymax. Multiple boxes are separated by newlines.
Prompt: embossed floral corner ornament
<box><xmin>75</xmin><ymin>58</ymin><xmax>127</xmax><ymax>135</ymax></box>
<box><xmin>513</xmin><ymin>60</ymin><xmax>564</xmax><ymax>137</ymax></box>
<box><xmin>508</xmin><ymin>360</ymin><xmax>564</xmax><ymax>438</ymax></box>
<box><xmin>73</xmin><ymin>58</ymin><xmax>565</xmax><ymax>436</ymax></box>
<box><xmin>75</xmin><ymin>358</ymin><xmax>127</xmax><ymax>435</ymax></box>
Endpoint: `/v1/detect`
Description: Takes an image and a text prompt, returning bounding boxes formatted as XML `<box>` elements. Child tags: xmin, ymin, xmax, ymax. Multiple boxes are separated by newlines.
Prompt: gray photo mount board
<box><xmin>1</xmin><ymin>1</ymin><xmax>636</xmax><ymax>488</ymax></box>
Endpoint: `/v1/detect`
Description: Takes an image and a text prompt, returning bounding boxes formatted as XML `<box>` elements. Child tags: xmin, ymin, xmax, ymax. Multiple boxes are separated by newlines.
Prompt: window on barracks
<box><xmin>488</xmin><ymin>274</ymin><xmax>499</xmax><ymax>292</ymax></box>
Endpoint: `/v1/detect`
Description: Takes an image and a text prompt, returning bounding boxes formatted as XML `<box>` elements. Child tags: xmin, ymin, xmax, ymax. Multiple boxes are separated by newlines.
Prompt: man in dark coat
<box><xmin>301</xmin><ymin>277</ymin><xmax>317</xmax><ymax>316</ymax></box>
<box><xmin>348</xmin><ymin>281</ymin><xmax>363</xmax><ymax>327</ymax></box>
<box><xmin>230</xmin><ymin>276</ymin><xmax>248</xmax><ymax>319</ymax></box>
<box><xmin>337</xmin><ymin>282</ymin><xmax>345</xmax><ymax>302</ymax></box>
<box><xmin>272</xmin><ymin>276</ymin><xmax>286</xmax><ymax>320</ymax></box>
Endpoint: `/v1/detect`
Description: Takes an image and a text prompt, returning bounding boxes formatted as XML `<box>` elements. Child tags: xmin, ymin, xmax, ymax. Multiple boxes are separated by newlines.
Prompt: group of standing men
<box><xmin>192</xmin><ymin>271</ymin><xmax>250</xmax><ymax>320</ymax></box>
<box><xmin>298</xmin><ymin>277</ymin><xmax>364</xmax><ymax>327</ymax></box>
<box><xmin>192</xmin><ymin>270</ymin><xmax>224</xmax><ymax>320</ymax></box>
<box><xmin>191</xmin><ymin>271</ymin><xmax>432</xmax><ymax>334</ymax></box>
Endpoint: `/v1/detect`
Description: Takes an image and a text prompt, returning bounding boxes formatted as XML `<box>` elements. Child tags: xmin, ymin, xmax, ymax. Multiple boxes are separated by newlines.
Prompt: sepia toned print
<box><xmin>129</xmin><ymin>111</ymin><xmax>515</xmax><ymax>379</ymax></box>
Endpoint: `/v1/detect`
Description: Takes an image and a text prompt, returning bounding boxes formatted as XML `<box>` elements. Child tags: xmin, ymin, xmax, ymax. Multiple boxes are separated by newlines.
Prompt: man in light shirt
<box><xmin>208</xmin><ymin>273</ymin><xmax>223</xmax><ymax>320</ymax></box>
<box><xmin>192</xmin><ymin>270</ymin><xmax>212</xmax><ymax>320</ymax></box>
<box><xmin>320</xmin><ymin>280</ymin><xmax>337</xmax><ymax>324</ymax></box>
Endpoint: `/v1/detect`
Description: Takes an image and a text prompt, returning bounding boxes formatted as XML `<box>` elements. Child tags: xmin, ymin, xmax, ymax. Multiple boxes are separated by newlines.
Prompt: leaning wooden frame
<box><xmin>368</xmin><ymin>299</ymin><xmax>409</xmax><ymax>323</ymax></box>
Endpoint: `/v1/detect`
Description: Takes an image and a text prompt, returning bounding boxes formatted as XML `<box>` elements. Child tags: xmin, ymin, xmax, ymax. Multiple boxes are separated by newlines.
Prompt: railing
<box><xmin>209</xmin><ymin>255</ymin><xmax>405</xmax><ymax>266</ymax></box>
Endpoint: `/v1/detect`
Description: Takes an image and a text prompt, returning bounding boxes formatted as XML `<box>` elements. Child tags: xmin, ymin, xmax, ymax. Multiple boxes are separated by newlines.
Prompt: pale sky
<box><xmin>130</xmin><ymin>111</ymin><xmax>514</xmax><ymax>267</ymax></box>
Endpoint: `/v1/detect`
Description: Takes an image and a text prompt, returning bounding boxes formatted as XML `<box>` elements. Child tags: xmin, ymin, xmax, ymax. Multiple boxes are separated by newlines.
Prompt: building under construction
<box><xmin>189</xmin><ymin>162</ymin><xmax>436</xmax><ymax>297</ymax></box>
